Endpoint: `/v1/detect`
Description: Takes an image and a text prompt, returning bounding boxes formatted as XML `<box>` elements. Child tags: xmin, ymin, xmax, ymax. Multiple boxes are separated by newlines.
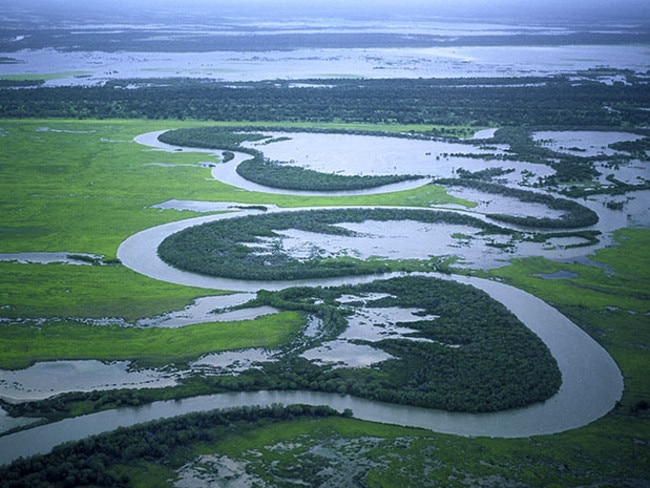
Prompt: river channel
<box><xmin>0</xmin><ymin>129</ymin><xmax>628</xmax><ymax>465</ymax></box>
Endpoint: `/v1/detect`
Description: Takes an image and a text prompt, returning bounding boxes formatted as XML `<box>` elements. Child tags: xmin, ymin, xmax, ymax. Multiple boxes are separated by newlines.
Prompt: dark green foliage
<box><xmin>2</xmin><ymin>76</ymin><xmax>649</xmax><ymax>127</ymax></box>
<box><xmin>0</xmin><ymin>405</ymin><xmax>341</xmax><ymax>488</ymax></box>
<box><xmin>236</xmin><ymin>158</ymin><xmax>421</xmax><ymax>191</ymax></box>
<box><xmin>158</xmin><ymin>208</ymin><xmax>509</xmax><ymax>281</ymax></box>
<box><xmin>158</xmin><ymin>126</ymin><xmax>269</xmax><ymax>149</ymax></box>
<box><xmin>251</xmin><ymin>276</ymin><xmax>562</xmax><ymax>412</ymax></box>
<box><xmin>609</xmin><ymin>136</ymin><xmax>650</xmax><ymax>159</ymax></box>
<box><xmin>0</xmin><ymin>79</ymin><xmax>43</xmax><ymax>88</ymax></box>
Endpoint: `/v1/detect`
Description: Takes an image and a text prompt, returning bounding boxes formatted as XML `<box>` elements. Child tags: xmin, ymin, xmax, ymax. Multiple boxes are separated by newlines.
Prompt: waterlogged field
<box><xmin>0</xmin><ymin>118</ymin><xmax>648</xmax><ymax>487</ymax></box>
<box><xmin>0</xmin><ymin>118</ymin><xmax>478</xmax><ymax>398</ymax></box>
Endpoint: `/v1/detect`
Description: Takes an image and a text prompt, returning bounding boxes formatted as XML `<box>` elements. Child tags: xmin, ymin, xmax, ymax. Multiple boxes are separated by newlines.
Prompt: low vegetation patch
<box><xmin>0</xmin><ymin>311</ymin><xmax>303</xmax><ymax>370</ymax></box>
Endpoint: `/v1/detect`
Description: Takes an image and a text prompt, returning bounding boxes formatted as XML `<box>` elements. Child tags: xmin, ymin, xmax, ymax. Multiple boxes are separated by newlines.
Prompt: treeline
<box><xmin>609</xmin><ymin>135</ymin><xmax>650</xmax><ymax>160</ymax></box>
<box><xmin>158</xmin><ymin>126</ymin><xmax>269</xmax><ymax>149</ymax></box>
<box><xmin>159</xmin><ymin>126</ymin><xmax>421</xmax><ymax>191</ymax></box>
<box><xmin>434</xmin><ymin>177</ymin><xmax>599</xmax><ymax>228</ymax></box>
<box><xmin>236</xmin><ymin>158</ymin><xmax>421</xmax><ymax>192</ymax></box>
<box><xmin>0</xmin><ymin>404</ymin><xmax>343</xmax><ymax>488</ymax></box>
<box><xmin>1</xmin><ymin>76</ymin><xmax>649</xmax><ymax>127</ymax></box>
<box><xmin>158</xmin><ymin>207</ymin><xmax>509</xmax><ymax>281</ymax></box>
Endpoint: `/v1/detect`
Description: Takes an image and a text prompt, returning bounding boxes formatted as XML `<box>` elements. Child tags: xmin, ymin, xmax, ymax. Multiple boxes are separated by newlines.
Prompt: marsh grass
<box><xmin>0</xmin><ymin>262</ymin><xmax>215</xmax><ymax>321</ymax></box>
<box><xmin>0</xmin><ymin>310</ymin><xmax>303</xmax><ymax>369</ymax></box>
<box><xmin>0</xmin><ymin>119</ymin><xmax>470</xmax><ymax>257</ymax></box>
<box><xmin>490</xmin><ymin>228</ymin><xmax>650</xmax><ymax>412</ymax></box>
<box><xmin>173</xmin><ymin>410</ymin><xmax>650</xmax><ymax>487</ymax></box>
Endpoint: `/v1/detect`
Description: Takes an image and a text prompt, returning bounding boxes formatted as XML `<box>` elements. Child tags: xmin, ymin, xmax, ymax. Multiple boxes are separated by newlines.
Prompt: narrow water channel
<box><xmin>0</xmin><ymin>130</ymin><xmax>626</xmax><ymax>465</ymax></box>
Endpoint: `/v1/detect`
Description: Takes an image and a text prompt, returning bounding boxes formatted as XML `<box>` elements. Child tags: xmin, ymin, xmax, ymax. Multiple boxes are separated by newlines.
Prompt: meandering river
<box><xmin>0</xmin><ymin>130</ymin><xmax>626</xmax><ymax>465</ymax></box>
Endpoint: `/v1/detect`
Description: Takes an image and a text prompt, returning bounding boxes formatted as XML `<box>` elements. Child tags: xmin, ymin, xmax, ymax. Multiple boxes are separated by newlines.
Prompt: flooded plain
<box><xmin>106</xmin><ymin>127</ymin><xmax>627</xmax><ymax>443</ymax></box>
<box><xmin>1</xmin><ymin>125</ymin><xmax>642</xmax><ymax>454</ymax></box>
<box><xmin>242</xmin><ymin>131</ymin><xmax>549</xmax><ymax>186</ymax></box>
<box><xmin>0</xmin><ymin>360</ymin><xmax>178</xmax><ymax>402</ymax></box>
<box><xmin>3</xmin><ymin>44</ymin><xmax>649</xmax><ymax>86</ymax></box>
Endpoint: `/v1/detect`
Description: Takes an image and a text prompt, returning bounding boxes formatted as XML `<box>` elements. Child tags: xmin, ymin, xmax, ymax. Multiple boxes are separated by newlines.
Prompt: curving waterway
<box><xmin>0</xmin><ymin>130</ymin><xmax>625</xmax><ymax>465</ymax></box>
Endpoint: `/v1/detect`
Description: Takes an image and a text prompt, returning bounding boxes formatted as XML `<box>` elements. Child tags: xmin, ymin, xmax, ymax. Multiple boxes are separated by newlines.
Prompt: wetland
<box><xmin>0</xmin><ymin>3</ymin><xmax>649</xmax><ymax>486</ymax></box>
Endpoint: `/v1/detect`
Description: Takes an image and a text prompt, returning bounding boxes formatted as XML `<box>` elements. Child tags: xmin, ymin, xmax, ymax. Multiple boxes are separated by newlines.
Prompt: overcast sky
<box><xmin>8</xmin><ymin>0</ymin><xmax>650</xmax><ymax>23</ymax></box>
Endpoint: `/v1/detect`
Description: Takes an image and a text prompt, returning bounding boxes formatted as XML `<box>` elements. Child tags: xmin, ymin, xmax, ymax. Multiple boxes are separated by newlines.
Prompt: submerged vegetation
<box><xmin>434</xmin><ymin>177</ymin><xmax>599</xmax><ymax>228</ymax></box>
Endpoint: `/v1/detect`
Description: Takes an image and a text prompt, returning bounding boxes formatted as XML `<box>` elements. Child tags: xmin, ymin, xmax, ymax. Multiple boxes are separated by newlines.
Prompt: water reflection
<box><xmin>0</xmin><ymin>361</ymin><xmax>178</xmax><ymax>402</ymax></box>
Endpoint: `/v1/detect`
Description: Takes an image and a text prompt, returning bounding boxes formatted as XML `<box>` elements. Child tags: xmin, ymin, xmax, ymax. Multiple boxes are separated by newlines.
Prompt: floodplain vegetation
<box><xmin>160</xmin><ymin>126</ymin><xmax>423</xmax><ymax>191</ymax></box>
<box><xmin>2</xmin><ymin>229</ymin><xmax>648</xmax><ymax>488</ymax></box>
<box><xmin>0</xmin><ymin>69</ymin><xmax>649</xmax><ymax>486</ymax></box>
<box><xmin>157</xmin><ymin>207</ymin><xmax>509</xmax><ymax>281</ymax></box>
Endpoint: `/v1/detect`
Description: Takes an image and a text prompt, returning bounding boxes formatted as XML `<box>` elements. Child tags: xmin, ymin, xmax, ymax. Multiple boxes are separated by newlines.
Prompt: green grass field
<box><xmin>0</xmin><ymin>311</ymin><xmax>303</xmax><ymax>369</ymax></box>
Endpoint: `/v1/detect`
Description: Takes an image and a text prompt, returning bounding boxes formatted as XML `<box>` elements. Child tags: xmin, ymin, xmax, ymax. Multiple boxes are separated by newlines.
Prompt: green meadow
<box><xmin>0</xmin><ymin>311</ymin><xmax>303</xmax><ymax>370</ymax></box>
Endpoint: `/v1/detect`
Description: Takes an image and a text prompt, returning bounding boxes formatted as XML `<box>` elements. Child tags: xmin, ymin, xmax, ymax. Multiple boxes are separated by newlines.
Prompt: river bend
<box><xmin>0</xmin><ymin>130</ymin><xmax>624</xmax><ymax>465</ymax></box>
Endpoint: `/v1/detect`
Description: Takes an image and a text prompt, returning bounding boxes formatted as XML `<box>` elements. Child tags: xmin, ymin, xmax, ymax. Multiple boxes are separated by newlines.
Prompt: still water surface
<box><xmin>0</xmin><ymin>129</ymin><xmax>631</xmax><ymax>464</ymax></box>
<box><xmin>0</xmin><ymin>268</ymin><xmax>622</xmax><ymax>465</ymax></box>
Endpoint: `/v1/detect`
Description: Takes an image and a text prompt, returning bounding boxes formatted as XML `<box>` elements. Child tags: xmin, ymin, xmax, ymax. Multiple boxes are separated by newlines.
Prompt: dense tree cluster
<box><xmin>236</xmin><ymin>158</ymin><xmax>421</xmax><ymax>191</ymax></box>
<box><xmin>158</xmin><ymin>207</ymin><xmax>509</xmax><ymax>281</ymax></box>
<box><xmin>0</xmin><ymin>404</ymin><xmax>342</xmax><ymax>488</ymax></box>
<box><xmin>1</xmin><ymin>75</ymin><xmax>649</xmax><ymax>127</ymax></box>
<box><xmin>250</xmin><ymin>276</ymin><xmax>562</xmax><ymax>412</ymax></box>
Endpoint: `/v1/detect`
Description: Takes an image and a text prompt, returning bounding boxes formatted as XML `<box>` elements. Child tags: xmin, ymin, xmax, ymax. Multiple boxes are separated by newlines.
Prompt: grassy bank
<box><xmin>0</xmin><ymin>310</ymin><xmax>303</xmax><ymax>370</ymax></box>
<box><xmin>0</xmin><ymin>262</ymin><xmax>216</xmax><ymax>321</ymax></box>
